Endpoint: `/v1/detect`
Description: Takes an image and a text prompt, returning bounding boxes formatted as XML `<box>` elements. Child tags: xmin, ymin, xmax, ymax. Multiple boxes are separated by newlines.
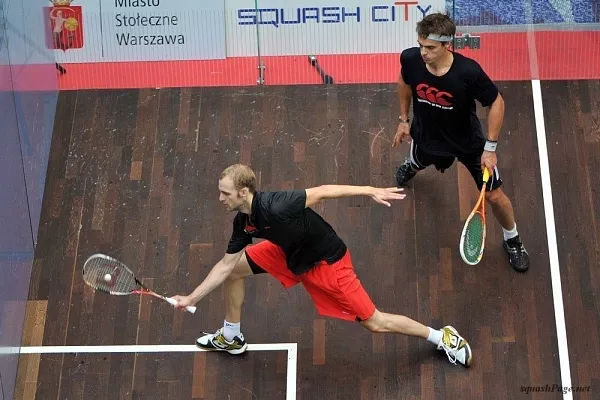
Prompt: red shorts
<box><xmin>245</xmin><ymin>241</ymin><xmax>376</xmax><ymax>322</ymax></box>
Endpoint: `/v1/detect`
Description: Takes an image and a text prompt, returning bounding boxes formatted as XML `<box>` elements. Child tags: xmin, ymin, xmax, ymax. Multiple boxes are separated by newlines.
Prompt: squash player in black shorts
<box><xmin>392</xmin><ymin>13</ymin><xmax>530</xmax><ymax>272</ymax></box>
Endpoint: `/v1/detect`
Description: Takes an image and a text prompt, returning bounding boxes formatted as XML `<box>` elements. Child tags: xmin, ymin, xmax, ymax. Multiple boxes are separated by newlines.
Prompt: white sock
<box><xmin>503</xmin><ymin>223</ymin><xmax>518</xmax><ymax>241</ymax></box>
<box><xmin>427</xmin><ymin>327</ymin><xmax>443</xmax><ymax>345</ymax></box>
<box><xmin>223</xmin><ymin>320</ymin><xmax>241</xmax><ymax>342</ymax></box>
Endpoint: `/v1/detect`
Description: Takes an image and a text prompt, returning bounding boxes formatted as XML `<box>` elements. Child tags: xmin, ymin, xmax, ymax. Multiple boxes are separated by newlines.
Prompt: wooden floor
<box><xmin>13</xmin><ymin>81</ymin><xmax>598</xmax><ymax>399</ymax></box>
<box><xmin>542</xmin><ymin>80</ymin><xmax>600</xmax><ymax>397</ymax></box>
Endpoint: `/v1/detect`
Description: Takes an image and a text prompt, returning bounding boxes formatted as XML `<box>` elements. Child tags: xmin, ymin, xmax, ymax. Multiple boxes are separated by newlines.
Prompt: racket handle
<box><xmin>483</xmin><ymin>167</ymin><xmax>490</xmax><ymax>182</ymax></box>
<box><xmin>165</xmin><ymin>297</ymin><xmax>197</xmax><ymax>314</ymax></box>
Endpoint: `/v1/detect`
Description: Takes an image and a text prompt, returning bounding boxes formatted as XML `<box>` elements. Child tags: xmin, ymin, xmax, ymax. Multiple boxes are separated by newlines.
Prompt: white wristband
<box><xmin>484</xmin><ymin>140</ymin><xmax>497</xmax><ymax>152</ymax></box>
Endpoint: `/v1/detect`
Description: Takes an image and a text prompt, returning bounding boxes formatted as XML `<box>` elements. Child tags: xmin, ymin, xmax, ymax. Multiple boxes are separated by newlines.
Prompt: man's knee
<box><xmin>485</xmin><ymin>187</ymin><xmax>508</xmax><ymax>205</ymax></box>
<box><xmin>227</xmin><ymin>253</ymin><xmax>255</xmax><ymax>281</ymax></box>
<box><xmin>359</xmin><ymin>309</ymin><xmax>386</xmax><ymax>333</ymax></box>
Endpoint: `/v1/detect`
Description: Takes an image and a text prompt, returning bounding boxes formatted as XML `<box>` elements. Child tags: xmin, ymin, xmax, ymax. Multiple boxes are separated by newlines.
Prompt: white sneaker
<box><xmin>196</xmin><ymin>328</ymin><xmax>248</xmax><ymax>355</ymax></box>
<box><xmin>437</xmin><ymin>326</ymin><xmax>472</xmax><ymax>367</ymax></box>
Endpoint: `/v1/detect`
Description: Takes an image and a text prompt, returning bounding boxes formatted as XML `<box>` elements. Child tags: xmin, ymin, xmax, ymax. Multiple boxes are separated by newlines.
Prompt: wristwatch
<box><xmin>399</xmin><ymin>117</ymin><xmax>410</xmax><ymax>124</ymax></box>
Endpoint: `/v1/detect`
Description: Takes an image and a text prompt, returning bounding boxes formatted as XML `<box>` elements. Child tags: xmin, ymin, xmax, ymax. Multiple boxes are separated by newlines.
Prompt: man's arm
<box><xmin>486</xmin><ymin>93</ymin><xmax>504</xmax><ymax>142</ymax></box>
<box><xmin>181</xmin><ymin>250</ymin><xmax>245</xmax><ymax>305</ymax></box>
<box><xmin>398</xmin><ymin>73</ymin><xmax>412</xmax><ymax>122</ymax></box>
<box><xmin>305</xmin><ymin>185</ymin><xmax>405</xmax><ymax>208</ymax></box>
<box><xmin>392</xmin><ymin>73</ymin><xmax>414</xmax><ymax>147</ymax></box>
<box><xmin>470</xmin><ymin>61</ymin><xmax>504</xmax><ymax>145</ymax></box>
<box><xmin>480</xmin><ymin>92</ymin><xmax>504</xmax><ymax>170</ymax></box>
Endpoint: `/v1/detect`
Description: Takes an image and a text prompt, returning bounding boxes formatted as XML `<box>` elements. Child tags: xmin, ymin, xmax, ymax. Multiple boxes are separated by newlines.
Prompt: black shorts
<box><xmin>409</xmin><ymin>141</ymin><xmax>503</xmax><ymax>191</ymax></box>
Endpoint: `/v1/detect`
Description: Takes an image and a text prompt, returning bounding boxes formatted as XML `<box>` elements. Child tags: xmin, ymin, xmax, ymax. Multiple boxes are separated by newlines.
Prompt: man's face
<box><xmin>418</xmin><ymin>37</ymin><xmax>449</xmax><ymax>64</ymax></box>
<box><xmin>218</xmin><ymin>176</ymin><xmax>246</xmax><ymax>212</ymax></box>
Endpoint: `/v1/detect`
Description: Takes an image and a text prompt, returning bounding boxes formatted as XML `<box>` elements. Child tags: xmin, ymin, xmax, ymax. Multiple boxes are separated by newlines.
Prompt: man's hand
<box><xmin>369</xmin><ymin>187</ymin><xmax>406</xmax><ymax>207</ymax></box>
<box><xmin>481</xmin><ymin>150</ymin><xmax>497</xmax><ymax>172</ymax></box>
<box><xmin>171</xmin><ymin>294</ymin><xmax>196</xmax><ymax>311</ymax></box>
<box><xmin>392</xmin><ymin>122</ymin><xmax>411</xmax><ymax>147</ymax></box>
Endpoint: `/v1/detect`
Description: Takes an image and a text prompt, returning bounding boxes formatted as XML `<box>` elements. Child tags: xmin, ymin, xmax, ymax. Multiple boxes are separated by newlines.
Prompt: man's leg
<box><xmin>395</xmin><ymin>141</ymin><xmax>455</xmax><ymax>186</ymax></box>
<box><xmin>195</xmin><ymin>253</ymin><xmax>255</xmax><ymax>354</ymax></box>
<box><xmin>301</xmin><ymin>251</ymin><xmax>473</xmax><ymax>367</ymax></box>
<box><xmin>197</xmin><ymin>241</ymin><xmax>301</xmax><ymax>354</ymax></box>
<box><xmin>359</xmin><ymin>310</ymin><xmax>472</xmax><ymax>367</ymax></box>
<box><xmin>358</xmin><ymin>309</ymin><xmax>428</xmax><ymax>337</ymax></box>
<box><xmin>486</xmin><ymin>187</ymin><xmax>515</xmax><ymax>230</ymax></box>
<box><xmin>486</xmin><ymin>187</ymin><xmax>530</xmax><ymax>271</ymax></box>
<box><xmin>222</xmin><ymin>253</ymin><xmax>255</xmax><ymax>340</ymax></box>
<box><xmin>459</xmin><ymin>155</ymin><xmax>530</xmax><ymax>272</ymax></box>
<box><xmin>395</xmin><ymin>141</ymin><xmax>427</xmax><ymax>186</ymax></box>
<box><xmin>224</xmin><ymin>275</ymin><xmax>244</xmax><ymax>325</ymax></box>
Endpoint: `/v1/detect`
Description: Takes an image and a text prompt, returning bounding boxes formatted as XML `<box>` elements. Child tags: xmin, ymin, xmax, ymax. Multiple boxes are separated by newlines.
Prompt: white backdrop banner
<box><xmin>225</xmin><ymin>0</ymin><xmax>445</xmax><ymax>56</ymax></box>
<box><xmin>49</xmin><ymin>0</ymin><xmax>226</xmax><ymax>63</ymax></box>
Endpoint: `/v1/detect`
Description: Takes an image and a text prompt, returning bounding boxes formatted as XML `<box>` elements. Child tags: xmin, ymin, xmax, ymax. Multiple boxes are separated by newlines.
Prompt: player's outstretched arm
<box><xmin>305</xmin><ymin>185</ymin><xmax>406</xmax><ymax>208</ymax></box>
<box><xmin>172</xmin><ymin>250</ymin><xmax>244</xmax><ymax>309</ymax></box>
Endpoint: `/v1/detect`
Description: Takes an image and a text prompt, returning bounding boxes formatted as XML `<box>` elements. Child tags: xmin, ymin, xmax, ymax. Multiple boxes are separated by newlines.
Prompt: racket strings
<box><xmin>83</xmin><ymin>257</ymin><xmax>138</xmax><ymax>294</ymax></box>
<box><xmin>462</xmin><ymin>214</ymin><xmax>485</xmax><ymax>263</ymax></box>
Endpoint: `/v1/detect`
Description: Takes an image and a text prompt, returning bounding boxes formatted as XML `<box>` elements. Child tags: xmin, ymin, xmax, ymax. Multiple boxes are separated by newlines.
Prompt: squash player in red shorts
<box><xmin>173</xmin><ymin>164</ymin><xmax>472</xmax><ymax>367</ymax></box>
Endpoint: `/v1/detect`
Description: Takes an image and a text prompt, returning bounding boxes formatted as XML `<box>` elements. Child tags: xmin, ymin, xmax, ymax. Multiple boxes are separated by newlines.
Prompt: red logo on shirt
<box><xmin>243</xmin><ymin>216</ymin><xmax>270</xmax><ymax>235</ymax></box>
<box><xmin>416</xmin><ymin>83</ymin><xmax>454</xmax><ymax>109</ymax></box>
<box><xmin>244</xmin><ymin>220</ymin><xmax>258</xmax><ymax>235</ymax></box>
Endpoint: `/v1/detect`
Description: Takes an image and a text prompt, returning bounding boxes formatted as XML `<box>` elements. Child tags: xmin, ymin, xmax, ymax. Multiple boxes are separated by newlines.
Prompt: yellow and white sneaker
<box><xmin>437</xmin><ymin>326</ymin><xmax>472</xmax><ymax>367</ymax></box>
<box><xmin>196</xmin><ymin>328</ymin><xmax>248</xmax><ymax>355</ymax></box>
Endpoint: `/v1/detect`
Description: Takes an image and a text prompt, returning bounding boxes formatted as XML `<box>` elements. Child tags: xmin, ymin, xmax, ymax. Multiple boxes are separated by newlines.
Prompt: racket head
<box><xmin>82</xmin><ymin>254</ymin><xmax>141</xmax><ymax>295</ymax></box>
<box><xmin>459</xmin><ymin>211</ymin><xmax>486</xmax><ymax>265</ymax></box>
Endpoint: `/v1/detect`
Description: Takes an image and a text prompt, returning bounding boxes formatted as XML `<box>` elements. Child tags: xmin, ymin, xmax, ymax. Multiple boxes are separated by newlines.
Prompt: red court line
<box><xmin>2</xmin><ymin>31</ymin><xmax>599</xmax><ymax>91</ymax></box>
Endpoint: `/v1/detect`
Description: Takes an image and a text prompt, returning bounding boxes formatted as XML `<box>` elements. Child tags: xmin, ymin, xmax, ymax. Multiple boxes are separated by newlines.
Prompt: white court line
<box><xmin>285</xmin><ymin>343</ymin><xmax>298</xmax><ymax>400</ymax></box>
<box><xmin>11</xmin><ymin>344</ymin><xmax>298</xmax><ymax>400</ymax></box>
<box><xmin>531</xmin><ymin>79</ymin><xmax>572</xmax><ymax>400</ymax></box>
<box><xmin>17</xmin><ymin>344</ymin><xmax>294</xmax><ymax>353</ymax></box>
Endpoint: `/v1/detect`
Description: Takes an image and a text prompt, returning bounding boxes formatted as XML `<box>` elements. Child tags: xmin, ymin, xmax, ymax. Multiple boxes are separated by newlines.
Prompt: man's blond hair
<box><xmin>220</xmin><ymin>164</ymin><xmax>256</xmax><ymax>193</ymax></box>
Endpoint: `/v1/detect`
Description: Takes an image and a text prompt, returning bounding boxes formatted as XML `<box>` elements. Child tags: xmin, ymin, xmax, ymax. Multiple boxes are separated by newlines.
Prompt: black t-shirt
<box><xmin>400</xmin><ymin>47</ymin><xmax>499</xmax><ymax>156</ymax></box>
<box><xmin>226</xmin><ymin>190</ymin><xmax>347</xmax><ymax>275</ymax></box>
